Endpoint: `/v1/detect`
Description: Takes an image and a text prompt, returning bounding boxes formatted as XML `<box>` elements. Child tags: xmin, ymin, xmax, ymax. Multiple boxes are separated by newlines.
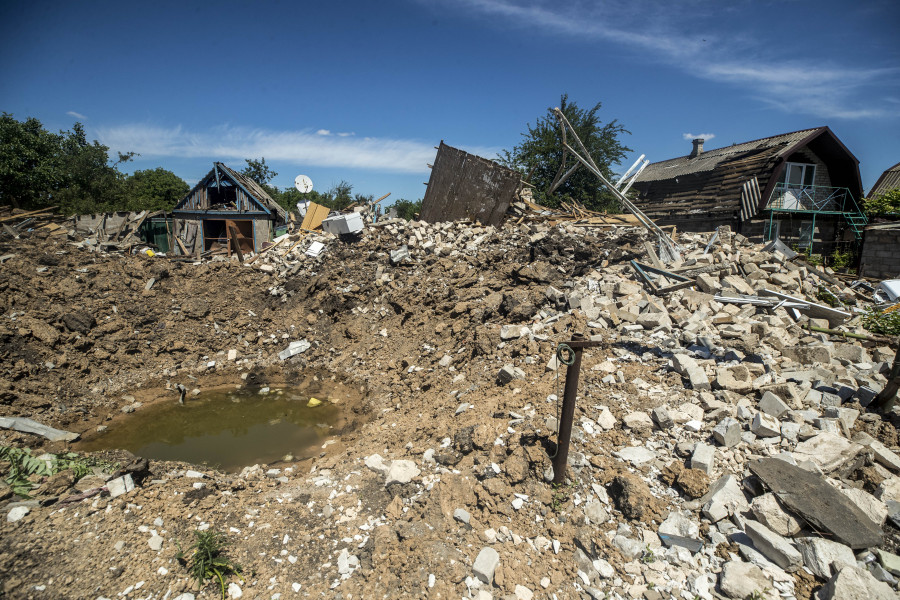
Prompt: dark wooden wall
<box><xmin>420</xmin><ymin>142</ymin><xmax>521</xmax><ymax>226</ymax></box>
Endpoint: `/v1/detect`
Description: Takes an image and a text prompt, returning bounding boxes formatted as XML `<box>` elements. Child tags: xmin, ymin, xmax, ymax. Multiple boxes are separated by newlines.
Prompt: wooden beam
<box><xmin>227</xmin><ymin>223</ymin><xmax>244</xmax><ymax>263</ymax></box>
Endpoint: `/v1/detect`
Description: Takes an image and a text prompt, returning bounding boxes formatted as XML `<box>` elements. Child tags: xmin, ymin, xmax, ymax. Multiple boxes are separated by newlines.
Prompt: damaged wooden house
<box><xmin>172</xmin><ymin>162</ymin><xmax>287</xmax><ymax>256</ymax></box>
<box><xmin>630</xmin><ymin>127</ymin><xmax>867</xmax><ymax>255</ymax></box>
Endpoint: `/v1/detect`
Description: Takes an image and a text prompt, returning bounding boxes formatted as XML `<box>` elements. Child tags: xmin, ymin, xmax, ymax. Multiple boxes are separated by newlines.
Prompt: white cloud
<box><xmin>316</xmin><ymin>129</ymin><xmax>331</xmax><ymax>136</ymax></box>
<box><xmin>95</xmin><ymin>123</ymin><xmax>499</xmax><ymax>174</ymax></box>
<box><xmin>447</xmin><ymin>0</ymin><xmax>896</xmax><ymax>120</ymax></box>
<box><xmin>682</xmin><ymin>132</ymin><xmax>716</xmax><ymax>141</ymax></box>
<box><xmin>66</xmin><ymin>110</ymin><xmax>87</xmax><ymax>120</ymax></box>
<box><xmin>337</xmin><ymin>132</ymin><xmax>355</xmax><ymax>137</ymax></box>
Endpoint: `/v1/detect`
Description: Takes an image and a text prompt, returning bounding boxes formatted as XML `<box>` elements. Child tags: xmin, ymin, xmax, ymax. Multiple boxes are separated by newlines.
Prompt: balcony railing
<box><xmin>766</xmin><ymin>183</ymin><xmax>854</xmax><ymax>213</ymax></box>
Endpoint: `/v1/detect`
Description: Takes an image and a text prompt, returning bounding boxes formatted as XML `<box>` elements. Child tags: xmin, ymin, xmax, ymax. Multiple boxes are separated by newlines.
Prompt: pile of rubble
<box><xmin>2</xmin><ymin>212</ymin><xmax>900</xmax><ymax>600</ymax></box>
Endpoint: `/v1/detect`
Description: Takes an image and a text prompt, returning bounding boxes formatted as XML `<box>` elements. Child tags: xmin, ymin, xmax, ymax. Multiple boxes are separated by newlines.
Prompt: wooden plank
<box><xmin>227</xmin><ymin>223</ymin><xmax>244</xmax><ymax>262</ymax></box>
<box><xmin>642</xmin><ymin>241</ymin><xmax>665</xmax><ymax>270</ymax></box>
<box><xmin>0</xmin><ymin>207</ymin><xmax>56</xmax><ymax>223</ymax></box>
<box><xmin>175</xmin><ymin>236</ymin><xmax>189</xmax><ymax>256</ymax></box>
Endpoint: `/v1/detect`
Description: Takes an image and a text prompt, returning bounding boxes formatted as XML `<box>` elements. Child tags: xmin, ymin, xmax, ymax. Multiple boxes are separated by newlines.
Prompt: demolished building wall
<box><xmin>420</xmin><ymin>141</ymin><xmax>521</xmax><ymax>227</ymax></box>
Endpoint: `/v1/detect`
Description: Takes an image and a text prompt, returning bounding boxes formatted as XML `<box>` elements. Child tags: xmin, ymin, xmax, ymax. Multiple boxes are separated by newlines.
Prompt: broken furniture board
<box><xmin>0</xmin><ymin>417</ymin><xmax>79</xmax><ymax>442</ymax></box>
<box><xmin>749</xmin><ymin>457</ymin><xmax>882</xmax><ymax>549</ymax></box>
<box><xmin>300</xmin><ymin>202</ymin><xmax>330</xmax><ymax>231</ymax></box>
<box><xmin>420</xmin><ymin>141</ymin><xmax>521</xmax><ymax>227</ymax></box>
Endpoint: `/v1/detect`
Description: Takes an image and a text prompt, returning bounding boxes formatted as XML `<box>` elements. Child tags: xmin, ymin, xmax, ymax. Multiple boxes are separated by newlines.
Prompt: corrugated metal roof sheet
<box><xmin>636</xmin><ymin>128</ymin><xmax>820</xmax><ymax>183</ymax></box>
<box><xmin>868</xmin><ymin>162</ymin><xmax>900</xmax><ymax>198</ymax></box>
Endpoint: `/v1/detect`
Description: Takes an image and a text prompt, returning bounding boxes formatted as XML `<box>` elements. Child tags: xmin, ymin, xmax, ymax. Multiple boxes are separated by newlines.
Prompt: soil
<box><xmin>0</xmin><ymin>223</ymin><xmax>896</xmax><ymax>600</ymax></box>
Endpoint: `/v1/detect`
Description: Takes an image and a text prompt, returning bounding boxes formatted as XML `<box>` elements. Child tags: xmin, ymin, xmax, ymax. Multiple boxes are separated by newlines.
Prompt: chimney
<box><xmin>690</xmin><ymin>138</ymin><xmax>704</xmax><ymax>158</ymax></box>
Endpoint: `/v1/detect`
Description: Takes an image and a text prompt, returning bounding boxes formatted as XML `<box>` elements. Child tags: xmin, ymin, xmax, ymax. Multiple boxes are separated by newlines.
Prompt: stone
<box><xmin>453</xmin><ymin>508</ymin><xmax>471</xmax><ymax>524</ymax></box>
<box><xmin>390</xmin><ymin>245</ymin><xmax>409</xmax><ymax>263</ymax></box>
<box><xmin>782</xmin><ymin>345</ymin><xmax>833</xmax><ymax>365</ymax></box>
<box><xmin>718</xmin><ymin>561</ymin><xmax>774</xmax><ymax>600</ymax></box>
<box><xmin>697</xmin><ymin>474</ymin><xmax>749</xmax><ymax>522</ymax></box>
<box><xmin>690</xmin><ymin>443</ymin><xmax>715</xmax><ymax>475</ymax></box>
<box><xmin>608</xmin><ymin>473</ymin><xmax>664</xmax><ymax>521</ymax></box>
<box><xmin>749</xmin><ymin>457</ymin><xmax>882</xmax><ymax>549</ymax></box>
<box><xmin>672</xmin><ymin>354</ymin><xmax>710</xmax><ymax>390</ymax></box>
<box><xmin>472</xmin><ymin>547</ymin><xmax>500</xmax><ymax>584</ymax></box>
<box><xmin>614</xmin><ymin>446</ymin><xmax>657</xmax><ymax>466</ymax></box>
<box><xmin>623</xmin><ymin>412</ymin><xmax>653</xmax><ymax>431</ymax></box>
<box><xmin>107</xmin><ymin>474</ymin><xmax>135</xmax><ymax>498</ymax></box>
<box><xmin>744</xmin><ymin>520</ymin><xmax>802</xmax><ymax>571</ymax></box>
<box><xmin>751</xmin><ymin>412</ymin><xmax>781</xmax><ymax>438</ymax></box>
<box><xmin>500</xmin><ymin>324</ymin><xmax>530</xmax><ymax>340</ymax></box>
<box><xmin>278</xmin><ymin>339</ymin><xmax>310</xmax><ymax>360</ymax></box>
<box><xmin>715</xmin><ymin>365</ymin><xmax>753</xmax><ymax>393</ymax></box>
<box><xmin>636</xmin><ymin>311</ymin><xmax>671</xmax><ymax>330</ymax></box>
<box><xmin>584</xmin><ymin>501</ymin><xmax>608</xmax><ymax>524</ymax></box>
<box><xmin>795</xmin><ymin>537</ymin><xmax>857</xmax><ymax>580</ymax></box>
<box><xmin>750</xmin><ymin>493</ymin><xmax>802</xmax><ymax>537</ymax></box>
<box><xmin>792</xmin><ymin>432</ymin><xmax>864</xmax><ymax>474</ymax></box>
<box><xmin>759</xmin><ymin>391</ymin><xmax>790</xmax><ymax>418</ymax></box>
<box><xmin>713</xmin><ymin>417</ymin><xmax>742</xmax><ymax>448</ymax></box>
<box><xmin>7</xmin><ymin>506</ymin><xmax>29</xmax><ymax>522</ymax></box>
<box><xmin>817</xmin><ymin>565</ymin><xmax>896</xmax><ymax>600</ymax></box>
<box><xmin>385</xmin><ymin>460</ymin><xmax>420</xmax><ymax>485</ymax></box>
<box><xmin>149</xmin><ymin>534</ymin><xmax>163</xmax><ymax>551</ymax></box>
<box><xmin>612</xmin><ymin>535</ymin><xmax>644</xmax><ymax>560</ymax></box>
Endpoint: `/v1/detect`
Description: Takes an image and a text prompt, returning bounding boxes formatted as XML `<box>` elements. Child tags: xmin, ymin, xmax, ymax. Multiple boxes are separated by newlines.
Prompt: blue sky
<box><xmin>1</xmin><ymin>0</ymin><xmax>898</xmax><ymax>205</ymax></box>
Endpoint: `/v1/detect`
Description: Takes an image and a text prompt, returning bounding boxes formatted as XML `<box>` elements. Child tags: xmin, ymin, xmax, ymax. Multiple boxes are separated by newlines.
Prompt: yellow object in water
<box><xmin>307</xmin><ymin>397</ymin><xmax>322</xmax><ymax>407</ymax></box>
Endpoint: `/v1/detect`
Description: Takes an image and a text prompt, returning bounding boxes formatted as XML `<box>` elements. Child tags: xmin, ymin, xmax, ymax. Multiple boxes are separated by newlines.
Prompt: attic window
<box><xmin>785</xmin><ymin>162</ymin><xmax>815</xmax><ymax>187</ymax></box>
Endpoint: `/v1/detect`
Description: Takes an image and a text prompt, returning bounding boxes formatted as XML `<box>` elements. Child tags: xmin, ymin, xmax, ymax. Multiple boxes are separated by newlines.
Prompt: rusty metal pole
<box><xmin>552</xmin><ymin>333</ymin><xmax>599</xmax><ymax>485</ymax></box>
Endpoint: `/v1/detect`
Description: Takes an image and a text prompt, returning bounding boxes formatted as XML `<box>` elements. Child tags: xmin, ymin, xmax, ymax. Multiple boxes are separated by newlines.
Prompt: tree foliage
<box><xmin>0</xmin><ymin>113</ymin><xmax>188</xmax><ymax>215</ymax></box>
<box><xmin>864</xmin><ymin>188</ymin><xmax>900</xmax><ymax>217</ymax></box>
<box><xmin>122</xmin><ymin>168</ymin><xmax>190</xmax><ymax>212</ymax></box>
<box><xmin>392</xmin><ymin>199</ymin><xmax>422</xmax><ymax>220</ymax></box>
<box><xmin>499</xmin><ymin>94</ymin><xmax>631</xmax><ymax>212</ymax></box>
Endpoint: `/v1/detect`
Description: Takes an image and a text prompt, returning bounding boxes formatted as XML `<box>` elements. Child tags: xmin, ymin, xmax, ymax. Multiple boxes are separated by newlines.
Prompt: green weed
<box><xmin>0</xmin><ymin>446</ymin><xmax>118</xmax><ymax>498</ymax></box>
<box><xmin>177</xmin><ymin>530</ymin><xmax>242</xmax><ymax>599</ymax></box>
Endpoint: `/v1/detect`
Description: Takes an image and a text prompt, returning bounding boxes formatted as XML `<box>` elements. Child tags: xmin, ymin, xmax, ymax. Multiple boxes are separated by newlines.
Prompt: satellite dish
<box><xmin>294</xmin><ymin>175</ymin><xmax>313</xmax><ymax>193</ymax></box>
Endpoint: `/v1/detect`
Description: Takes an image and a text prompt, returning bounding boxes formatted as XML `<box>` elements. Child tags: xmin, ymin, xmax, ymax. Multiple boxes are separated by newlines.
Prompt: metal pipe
<box><xmin>552</xmin><ymin>334</ymin><xmax>601</xmax><ymax>484</ymax></box>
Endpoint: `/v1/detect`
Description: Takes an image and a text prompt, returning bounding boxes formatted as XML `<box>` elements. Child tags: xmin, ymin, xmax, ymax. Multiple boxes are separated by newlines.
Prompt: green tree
<box><xmin>122</xmin><ymin>168</ymin><xmax>189</xmax><ymax>212</ymax></box>
<box><xmin>0</xmin><ymin>113</ymin><xmax>134</xmax><ymax>214</ymax></box>
<box><xmin>392</xmin><ymin>199</ymin><xmax>422</xmax><ymax>220</ymax></box>
<box><xmin>240</xmin><ymin>157</ymin><xmax>277</xmax><ymax>187</ymax></box>
<box><xmin>499</xmin><ymin>94</ymin><xmax>631</xmax><ymax>212</ymax></box>
<box><xmin>864</xmin><ymin>188</ymin><xmax>900</xmax><ymax>217</ymax></box>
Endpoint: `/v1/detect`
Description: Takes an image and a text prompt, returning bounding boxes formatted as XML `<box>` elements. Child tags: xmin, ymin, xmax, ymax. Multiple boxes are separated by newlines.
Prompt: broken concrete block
<box><xmin>697</xmin><ymin>474</ymin><xmax>749</xmax><ymax>522</ymax></box>
<box><xmin>389</xmin><ymin>245</ymin><xmax>409</xmax><ymax>264</ymax></box>
<box><xmin>690</xmin><ymin>443</ymin><xmax>715</xmax><ymax>475</ymax></box>
<box><xmin>695</xmin><ymin>274</ymin><xmax>721</xmax><ymax>294</ymax></box>
<box><xmin>385</xmin><ymin>460</ymin><xmax>420</xmax><ymax>486</ymax></box>
<box><xmin>840</xmin><ymin>487</ymin><xmax>888</xmax><ymax>527</ymax></box>
<box><xmin>817</xmin><ymin>565</ymin><xmax>896</xmax><ymax>600</ymax></box>
<box><xmin>782</xmin><ymin>345</ymin><xmax>833</xmax><ymax>365</ymax></box>
<box><xmin>749</xmin><ymin>457</ymin><xmax>882</xmax><ymax>549</ymax></box>
<box><xmin>792</xmin><ymin>432</ymin><xmax>864</xmax><ymax>474</ymax></box>
<box><xmin>794</xmin><ymin>537</ymin><xmax>856</xmax><ymax>580</ymax></box>
<box><xmin>718</xmin><ymin>561</ymin><xmax>774</xmax><ymax>600</ymax></box>
<box><xmin>107</xmin><ymin>474</ymin><xmax>135</xmax><ymax>498</ymax></box>
<box><xmin>614</xmin><ymin>281</ymin><xmax>641</xmax><ymax>296</ymax></box>
<box><xmin>636</xmin><ymin>311</ymin><xmax>671</xmax><ymax>330</ymax></box>
<box><xmin>672</xmin><ymin>354</ymin><xmax>710</xmax><ymax>390</ymax></box>
<box><xmin>853</xmin><ymin>432</ymin><xmax>900</xmax><ymax>472</ymax></box>
<box><xmin>623</xmin><ymin>412</ymin><xmax>653</xmax><ymax>431</ymax></box>
<box><xmin>472</xmin><ymin>547</ymin><xmax>500</xmax><ymax>584</ymax></box>
<box><xmin>658</xmin><ymin>511</ymin><xmax>700</xmax><ymax>539</ymax></box>
<box><xmin>877</xmin><ymin>477</ymin><xmax>900</xmax><ymax>503</ymax></box>
<box><xmin>651</xmin><ymin>406</ymin><xmax>674</xmax><ymax>430</ymax></box>
<box><xmin>875</xmin><ymin>549</ymin><xmax>900</xmax><ymax>577</ymax></box>
<box><xmin>278</xmin><ymin>339</ymin><xmax>310</xmax><ymax>360</ymax></box>
<box><xmin>824</xmin><ymin>406</ymin><xmax>859</xmax><ymax>431</ymax></box>
<box><xmin>759</xmin><ymin>391</ymin><xmax>789</xmax><ymax>418</ymax></box>
<box><xmin>497</xmin><ymin>364</ymin><xmax>525</xmax><ymax>385</ymax></box>
<box><xmin>750</xmin><ymin>493</ymin><xmax>801</xmax><ymax>537</ymax></box>
<box><xmin>500</xmin><ymin>324</ymin><xmax>530</xmax><ymax>340</ymax></box>
<box><xmin>614</xmin><ymin>446</ymin><xmax>657</xmax><ymax>466</ymax></box>
<box><xmin>750</xmin><ymin>412</ymin><xmax>781</xmax><ymax>438</ymax></box>
<box><xmin>744</xmin><ymin>520</ymin><xmax>802</xmax><ymax>571</ymax></box>
<box><xmin>715</xmin><ymin>365</ymin><xmax>753</xmax><ymax>393</ymax></box>
<box><xmin>713</xmin><ymin>417</ymin><xmax>742</xmax><ymax>448</ymax></box>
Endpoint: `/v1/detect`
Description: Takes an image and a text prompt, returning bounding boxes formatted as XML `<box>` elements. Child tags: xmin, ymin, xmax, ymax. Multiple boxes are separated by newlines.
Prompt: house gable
<box><xmin>174</xmin><ymin>162</ymin><xmax>287</xmax><ymax>221</ymax></box>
